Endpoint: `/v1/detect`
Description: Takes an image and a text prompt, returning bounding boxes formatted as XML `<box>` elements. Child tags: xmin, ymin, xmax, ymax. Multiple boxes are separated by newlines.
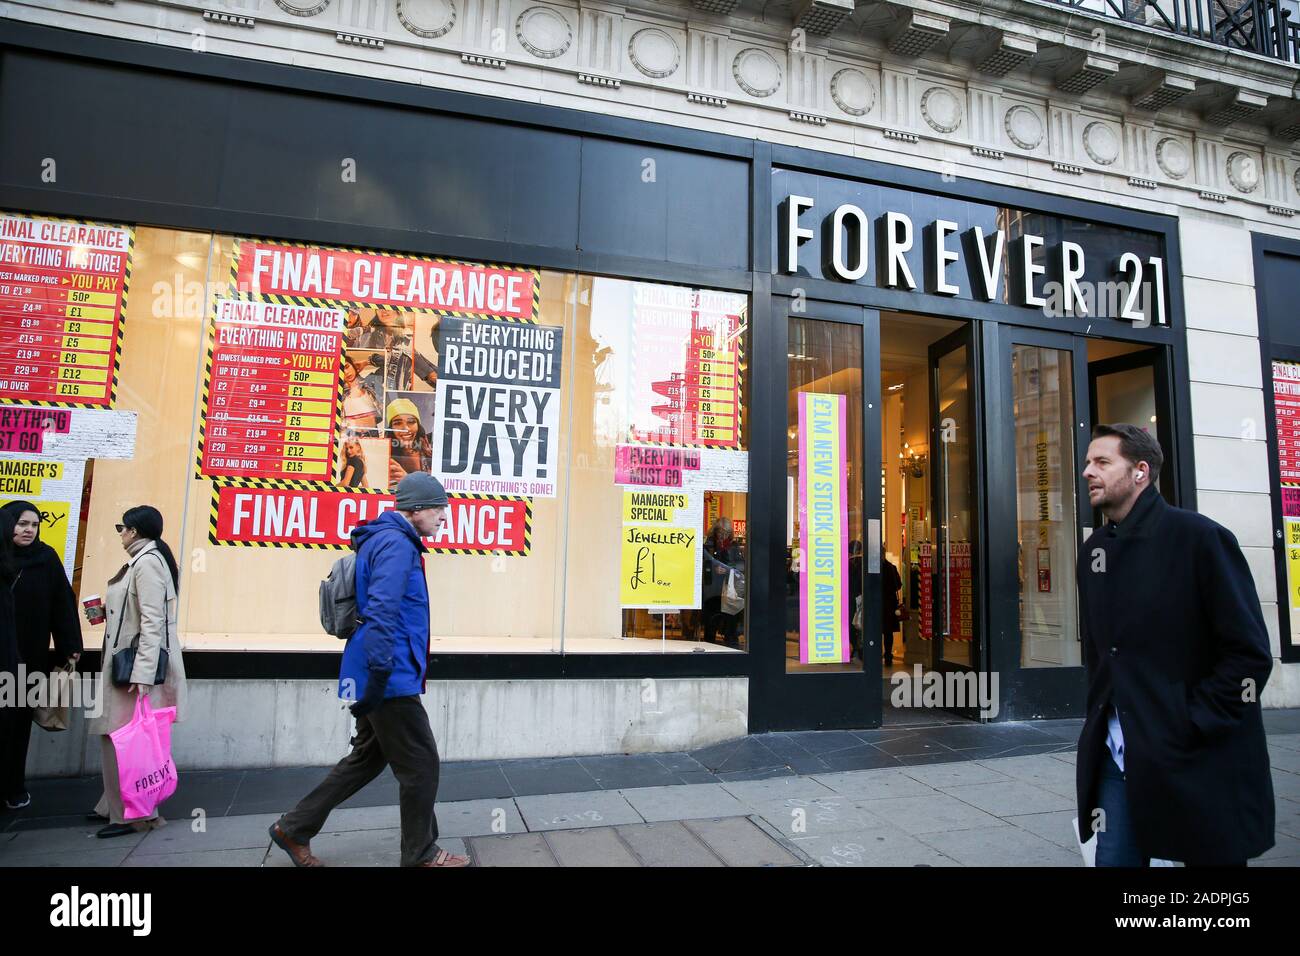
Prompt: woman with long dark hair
<box><xmin>0</xmin><ymin>501</ymin><xmax>82</xmax><ymax>811</ymax></box>
<box><xmin>86</xmin><ymin>505</ymin><xmax>187</xmax><ymax>837</ymax></box>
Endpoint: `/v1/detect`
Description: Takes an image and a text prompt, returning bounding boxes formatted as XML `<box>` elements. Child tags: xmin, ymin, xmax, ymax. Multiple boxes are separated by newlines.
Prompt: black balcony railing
<box><xmin>1040</xmin><ymin>0</ymin><xmax>1300</xmax><ymax>64</ymax></box>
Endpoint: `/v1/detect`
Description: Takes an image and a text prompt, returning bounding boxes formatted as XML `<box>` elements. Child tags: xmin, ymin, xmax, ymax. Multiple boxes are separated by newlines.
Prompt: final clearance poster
<box><xmin>201</xmin><ymin>239</ymin><xmax>546</xmax><ymax>553</ymax></box>
<box><xmin>0</xmin><ymin>213</ymin><xmax>133</xmax><ymax>408</ymax></box>
<box><xmin>799</xmin><ymin>392</ymin><xmax>849</xmax><ymax>664</ymax></box>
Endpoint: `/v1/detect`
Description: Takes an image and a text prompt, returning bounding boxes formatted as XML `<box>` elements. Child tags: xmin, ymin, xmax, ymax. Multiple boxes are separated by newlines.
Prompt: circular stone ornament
<box><xmin>830</xmin><ymin>68</ymin><xmax>875</xmax><ymax>117</ymax></box>
<box><xmin>515</xmin><ymin>6</ymin><xmax>573</xmax><ymax>59</ymax></box>
<box><xmin>1155</xmin><ymin>136</ymin><xmax>1191</xmax><ymax>180</ymax></box>
<box><xmin>920</xmin><ymin>86</ymin><xmax>962</xmax><ymax>133</ymax></box>
<box><xmin>1082</xmin><ymin>121</ymin><xmax>1120</xmax><ymax>166</ymax></box>
<box><xmin>275</xmin><ymin>0</ymin><xmax>330</xmax><ymax>16</ymax></box>
<box><xmin>1003</xmin><ymin>105</ymin><xmax>1043</xmax><ymax>151</ymax></box>
<box><xmin>1226</xmin><ymin>151</ymin><xmax>1260</xmax><ymax>193</ymax></box>
<box><xmin>628</xmin><ymin>27</ymin><xmax>680</xmax><ymax>79</ymax></box>
<box><xmin>396</xmin><ymin>0</ymin><xmax>456</xmax><ymax>39</ymax></box>
<box><xmin>732</xmin><ymin>47</ymin><xmax>782</xmax><ymax>98</ymax></box>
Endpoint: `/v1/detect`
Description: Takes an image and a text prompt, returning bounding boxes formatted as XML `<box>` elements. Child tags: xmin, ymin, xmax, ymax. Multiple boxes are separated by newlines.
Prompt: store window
<box><xmin>1011</xmin><ymin>344</ymin><xmax>1081</xmax><ymax>668</ymax></box>
<box><xmin>13</xmin><ymin>219</ymin><xmax>751</xmax><ymax>655</ymax></box>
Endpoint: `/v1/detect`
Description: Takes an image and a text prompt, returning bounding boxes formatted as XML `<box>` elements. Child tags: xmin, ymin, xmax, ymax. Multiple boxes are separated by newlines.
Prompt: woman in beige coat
<box><xmin>87</xmin><ymin>505</ymin><xmax>186</xmax><ymax>838</ymax></box>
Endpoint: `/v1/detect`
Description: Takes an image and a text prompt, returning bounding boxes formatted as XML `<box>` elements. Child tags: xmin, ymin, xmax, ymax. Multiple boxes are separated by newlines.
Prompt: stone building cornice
<box><xmin>3</xmin><ymin>0</ymin><xmax>1300</xmax><ymax>225</ymax></box>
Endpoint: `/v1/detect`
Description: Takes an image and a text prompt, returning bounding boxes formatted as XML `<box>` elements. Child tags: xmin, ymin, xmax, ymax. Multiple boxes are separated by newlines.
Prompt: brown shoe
<box><xmin>268</xmin><ymin>821</ymin><xmax>324</xmax><ymax>867</ymax></box>
<box><xmin>417</xmin><ymin>847</ymin><xmax>471</xmax><ymax>868</ymax></box>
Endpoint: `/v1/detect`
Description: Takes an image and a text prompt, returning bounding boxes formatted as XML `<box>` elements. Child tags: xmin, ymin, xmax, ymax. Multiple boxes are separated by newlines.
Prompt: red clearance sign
<box><xmin>0</xmin><ymin>214</ymin><xmax>132</xmax><ymax>407</ymax></box>
<box><xmin>234</xmin><ymin>241</ymin><xmax>538</xmax><ymax>321</ymax></box>
<box><xmin>210</xmin><ymin>485</ymin><xmax>530</xmax><ymax>555</ymax></box>
<box><xmin>199</xmin><ymin>299</ymin><xmax>344</xmax><ymax>482</ymax></box>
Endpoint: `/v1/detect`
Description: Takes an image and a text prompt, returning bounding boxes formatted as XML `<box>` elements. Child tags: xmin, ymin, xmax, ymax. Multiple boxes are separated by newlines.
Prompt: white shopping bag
<box><xmin>1071</xmin><ymin>817</ymin><xmax>1097</xmax><ymax>867</ymax></box>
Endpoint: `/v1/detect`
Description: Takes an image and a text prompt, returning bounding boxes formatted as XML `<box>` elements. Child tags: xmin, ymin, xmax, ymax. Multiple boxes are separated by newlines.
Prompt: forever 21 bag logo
<box><xmin>50</xmin><ymin>886</ymin><xmax>152</xmax><ymax>936</ymax></box>
<box><xmin>134</xmin><ymin>757</ymin><xmax>175</xmax><ymax>798</ymax></box>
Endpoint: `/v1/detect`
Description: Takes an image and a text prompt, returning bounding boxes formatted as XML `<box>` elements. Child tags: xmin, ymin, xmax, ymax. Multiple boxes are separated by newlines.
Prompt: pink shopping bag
<box><xmin>109</xmin><ymin>696</ymin><xmax>179</xmax><ymax>821</ymax></box>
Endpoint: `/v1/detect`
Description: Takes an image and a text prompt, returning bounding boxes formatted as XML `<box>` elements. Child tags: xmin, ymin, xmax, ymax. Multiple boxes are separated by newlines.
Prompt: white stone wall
<box><xmin>25</xmin><ymin>677</ymin><xmax>750</xmax><ymax>774</ymax></box>
<box><xmin>1181</xmin><ymin>212</ymin><xmax>1300</xmax><ymax>705</ymax></box>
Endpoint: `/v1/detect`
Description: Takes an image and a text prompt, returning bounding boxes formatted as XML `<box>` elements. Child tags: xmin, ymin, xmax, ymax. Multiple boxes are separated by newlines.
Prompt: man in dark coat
<box><xmin>1076</xmin><ymin>423</ymin><xmax>1274</xmax><ymax>866</ymax></box>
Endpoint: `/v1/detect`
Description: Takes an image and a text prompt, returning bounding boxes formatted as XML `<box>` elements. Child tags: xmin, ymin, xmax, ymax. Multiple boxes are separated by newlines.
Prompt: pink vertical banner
<box><xmin>798</xmin><ymin>392</ymin><xmax>850</xmax><ymax>664</ymax></box>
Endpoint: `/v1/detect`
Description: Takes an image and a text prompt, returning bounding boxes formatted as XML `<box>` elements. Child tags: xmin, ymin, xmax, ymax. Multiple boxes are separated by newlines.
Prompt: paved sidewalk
<box><xmin>3</xmin><ymin>712</ymin><xmax>1299</xmax><ymax>867</ymax></box>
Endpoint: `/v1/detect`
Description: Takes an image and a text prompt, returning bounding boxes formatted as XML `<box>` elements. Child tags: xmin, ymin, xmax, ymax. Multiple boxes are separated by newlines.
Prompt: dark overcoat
<box><xmin>1075</xmin><ymin>484</ymin><xmax>1275</xmax><ymax>864</ymax></box>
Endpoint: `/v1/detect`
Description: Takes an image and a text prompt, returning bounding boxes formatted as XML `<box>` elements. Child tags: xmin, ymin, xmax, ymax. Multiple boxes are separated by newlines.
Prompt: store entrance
<box><xmin>881</xmin><ymin>313</ymin><xmax>985</xmax><ymax>721</ymax></box>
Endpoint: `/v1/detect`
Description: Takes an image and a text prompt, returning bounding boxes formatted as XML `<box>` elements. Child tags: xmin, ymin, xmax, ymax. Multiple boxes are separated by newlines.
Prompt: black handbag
<box><xmin>109</xmin><ymin>553</ymin><xmax>171</xmax><ymax>688</ymax></box>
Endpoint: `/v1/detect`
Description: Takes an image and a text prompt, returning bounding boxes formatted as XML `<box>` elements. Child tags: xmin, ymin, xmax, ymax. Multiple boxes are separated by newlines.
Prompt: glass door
<box><xmin>988</xmin><ymin>326</ymin><xmax>1091</xmax><ymax>718</ymax></box>
<box><xmin>751</xmin><ymin>298</ymin><xmax>880</xmax><ymax>732</ymax></box>
<box><xmin>926</xmin><ymin>326</ymin><xmax>983</xmax><ymax>715</ymax></box>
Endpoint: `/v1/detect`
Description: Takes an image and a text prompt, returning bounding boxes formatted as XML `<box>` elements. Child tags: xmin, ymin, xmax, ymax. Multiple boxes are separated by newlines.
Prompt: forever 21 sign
<box><xmin>781</xmin><ymin>195</ymin><xmax>1167</xmax><ymax>326</ymax></box>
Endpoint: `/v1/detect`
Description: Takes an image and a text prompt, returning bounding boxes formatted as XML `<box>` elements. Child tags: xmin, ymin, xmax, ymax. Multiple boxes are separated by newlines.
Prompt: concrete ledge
<box><xmin>26</xmin><ymin>677</ymin><xmax>749</xmax><ymax>775</ymax></box>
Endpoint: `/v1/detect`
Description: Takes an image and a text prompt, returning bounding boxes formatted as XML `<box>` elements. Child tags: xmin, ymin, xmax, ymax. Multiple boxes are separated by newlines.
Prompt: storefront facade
<box><xmin>2</xmin><ymin>0</ymin><xmax>1299</xmax><ymax>770</ymax></box>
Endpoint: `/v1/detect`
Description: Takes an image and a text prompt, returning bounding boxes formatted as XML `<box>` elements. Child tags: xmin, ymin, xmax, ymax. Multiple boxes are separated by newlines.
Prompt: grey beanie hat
<box><xmin>394</xmin><ymin>472</ymin><xmax>448</xmax><ymax>511</ymax></box>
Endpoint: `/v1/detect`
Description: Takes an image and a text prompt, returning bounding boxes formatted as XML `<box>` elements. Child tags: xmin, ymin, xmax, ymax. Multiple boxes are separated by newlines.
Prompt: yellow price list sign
<box><xmin>282</xmin><ymin>444</ymin><xmax>330</xmax><ymax>461</ymax></box>
<box><xmin>61</xmin><ymin>319</ymin><xmax>114</xmax><ymax>337</ymax></box>
<box><xmin>284</xmin><ymin>413</ymin><xmax>332</xmax><ymax>431</ymax></box>
<box><xmin>688</xmin><ymin>385</ymin><xmax>732</xmax><ymax>402</ymax></box>
<box><xmin>58</xmin><ymin>365</ymin><xmax>110</xmax><ymax>383</ymax></box>
<box><xmin>60</xmin><ymin>334</ymin><xmax>112</xmax><ymax>353</ymax></box>
<box><xmin>281</xmin><ymin>458</ymin><xmax>329</xmax><ymax>477</ymax></box>
<box><xmin>285</xmin><ymin>384</ymin><xmax>334</xmax><ymax>401</ymax></box>
<box><xmin>619</xmin><ymin>525</ymin><xmax>697</xmax><ymax>607</ymax></box>
<box><xmin>695</xmin><ymin>399</ymin><xmax>734</xmax><ymax>416</ymax></box>
<box><xmin>62</xmin><ymin>304</ymin><xmax>115</xmax><ymax>322</ymax></box>
<box><xmin>282</xmin><ymin>429</ymin><xmax>332</xmax><ymax>447</ymax></box>
<box><xmin>697</xmin><ymin>426</ymin><xmax>735</xmax><ymax>443</ymax></box>
<box><xmin>285</xmin><ymin>369</ymin><xmax>337</xmax><ymax>386</ymax></box>
<box><xmin>54</xmin><ymin>381</ymin><xmax>106</xmax><ymax>399</ymax></box>
<box><xmin>285</xmin><ymin>398</ymin><xmax>334</xmax><ymax>416</ymax></box>
<box><xmin>58</xmin><ymin>350</ymin><xmax>111</xmax><ymax>368</ymax></box>
<box><xmin>65</xmin><ymin>290</ymin><xmax>118</xmax><ymax>307</ymax></box>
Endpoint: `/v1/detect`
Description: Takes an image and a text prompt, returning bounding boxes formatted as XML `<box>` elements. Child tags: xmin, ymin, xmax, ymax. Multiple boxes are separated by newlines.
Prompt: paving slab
<box><xmin>683</xmin><ymin>817</ymin><xmax>802</xmax><ymax>867</ymax></box>
<box><xmin>719</xmin><ymin>775</ymin><xmax>836</xmax><ymax>805</ymax></box>
<box><xmin>435</xmin><ymin>767</ymin><xmax>515</xmax><ymax>802</ymax></box>
<box><xmin>818</xmin><ymin>747</ymin><xmax>903</xmax><ymax>772</ymax></box>
<box><xmin>1051</xmin><ymin>751</ymin><xmax>1078</xmax><ymax>766</ymax></box>
<box><xmin>811</xmin><ymin>768</ymin><xmax>938</xmax><ymax>800</ymax></box>
<box><xmin>123</xmin><ymin>848</ymin><xmax>269</xmax><ymax>867</ymax></box>
<box><xmin>1</xmin><ymin>821</ymin><xmax>149</xmax><ymax>855</ymax></box>
<box><xmin>615</xmin><ymin>822</ymin><xmax>725</xmax><ymax>867</ymax></box>
<box><xmin>714</xmin><ymin>767</ymin><xmax>797</xmax><ymax>783</ymax></box>
<box><xmin>750</xmin><ymin>795</ymin><xmax>885</xmax><ymax>839</ymax></box>
<box><xmin>791</xmin><ymin>826</ymin><xmax>960</xmax><ymax>867</ymax></box>
<box><xmin>500</xmin><ymin>758</ymin><xmax>599</xmax><ymax>797</ymax></box>
<box><xmin>1004</xmin><ymin>810</ymin><xmax>1085</xmax><ymax>852</ymax></box>
<box><xmin>1269</xmin><ymin>734</ymin><xmax>1300</xmax><ymax>753</ymax></box>
<box><xmin>576</xmin><ymin>754</ymin><xmax>686</xmax><ymax>790</ymax></box>
<box><xmin>857</xmin><ymin>793</ymin><xmax>1008</xmax><ymax>835</ymax></box>
<box><xmin>619</xmin><ymin>784</ymin><xmax>749</xmax><ymax>823</ymax></box>
<box><xmin>974</xmin><ymin>755</ymin><xmax>1079</xmax><ymax>797</ymax></box>
<box><xmin>688</xmin><ymin>737</ymin><xmax>784</xmax><ymax>774</ymax></box>
<box><xmin>0</xmin><ymin>845</ymin><xmax>137</xmax><ymax>867</ymax></box>
<box><xmin>1267</xmin><ymin>746</ymin><xmax>1300</xmax><ymax>775</ymax></box>
<box><xmin>1274</xmin><ymin>794</ymin><xmax>1300</xmax><ymax>840</ymax></box>
<box><xmin>430</xmin><ymin>798</ymin><xmax>525</xmax><ymax>838</ymax></box>
<box><xmin>315</xmin><ymin>805</ymin><xmax>401</xmax><ymax>832</ymax></box>
<box><xmin>468</xmin><ymin>832</ymin><xmax>559</xmax><ymax>867</ymax></box>
<box><xmin>940</xmin><ymin>780</ymin><xmax>1076</xmax><ymax>817</ymax></box>
<box><xmin>134</xmin><ymin>812</ymin><xmax>280</xmax><ymax>855</ymax></box>
<box><xmin>898</xmin><ymin>761</ymin><xmax>1012</xmax><ymax>789</ymax></box>
<box><xmin>1258</xmin><ymin>831</ymin><xmax>1300</xmax><ymax>861</ymax></box>
<box><xmin>514</xmin><ymin>790</ymin><xmax>642</xmax><ymax>831</ymax></box>
<box><xmin>916</xmin><ymin>825</ymin><xmax>1082</xmax><ymax>867</ymax></box>
<box><xmin>543</xmin><ymin>828</ymin><xmax>641</xmax><ymax>867</ymax></box>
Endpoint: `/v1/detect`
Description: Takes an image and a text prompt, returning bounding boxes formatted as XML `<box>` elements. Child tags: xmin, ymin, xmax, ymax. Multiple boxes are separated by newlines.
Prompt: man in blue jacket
<box><xmin>270</xmin><ymin>473</ymin><xmax>470</xmax><ymax>867</ymax></box>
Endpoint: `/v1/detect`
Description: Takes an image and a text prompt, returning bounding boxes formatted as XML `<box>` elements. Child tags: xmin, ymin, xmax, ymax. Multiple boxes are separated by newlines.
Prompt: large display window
<box><xmin>24</xmin><ymin>224</ymin><xmax>749</xmax><ymax>655</ymax></box>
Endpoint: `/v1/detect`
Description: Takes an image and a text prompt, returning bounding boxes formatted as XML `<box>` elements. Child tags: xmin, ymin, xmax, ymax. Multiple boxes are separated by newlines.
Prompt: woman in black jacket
<box><xmin>0</xmin><ymin>509</ymin><xmax>23</xmax><ymax>810</ymax></box>
<box><xmin>0</xmin><ymin>501</ymin><xmax>82</xmax><ymax>810</ymax></box>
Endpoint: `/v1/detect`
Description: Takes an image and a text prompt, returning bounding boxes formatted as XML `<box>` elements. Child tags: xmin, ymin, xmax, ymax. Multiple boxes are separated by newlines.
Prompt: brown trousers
<box><xmin>280</xmin><ymin>696</ymin><xmax>442</xmax><ymax>867</ymax></box>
